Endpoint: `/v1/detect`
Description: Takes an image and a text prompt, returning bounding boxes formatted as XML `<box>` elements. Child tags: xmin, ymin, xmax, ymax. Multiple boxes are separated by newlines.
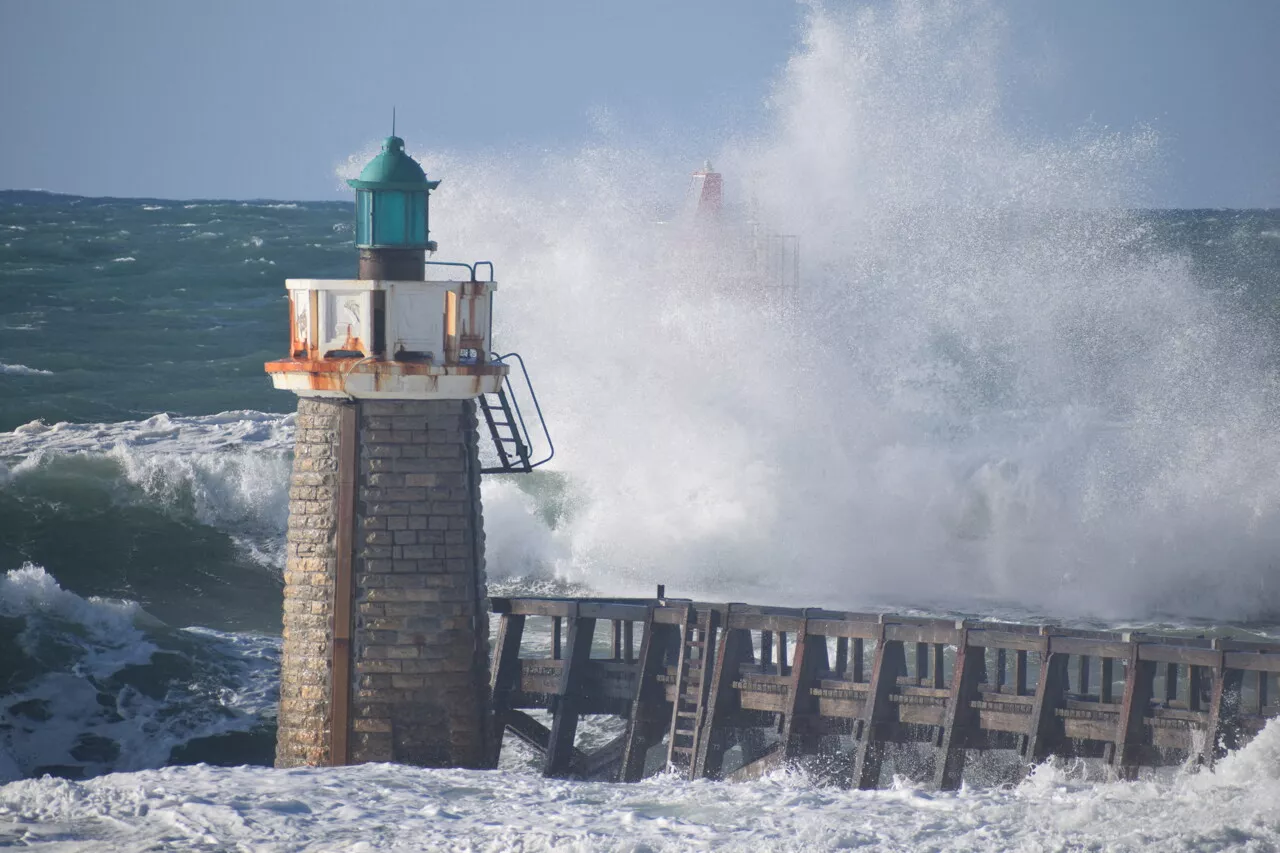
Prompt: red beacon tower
<box><xmin>686</xmin><ymin>160</ymin><xmax>723</xmax><ymax>220</ymax></box>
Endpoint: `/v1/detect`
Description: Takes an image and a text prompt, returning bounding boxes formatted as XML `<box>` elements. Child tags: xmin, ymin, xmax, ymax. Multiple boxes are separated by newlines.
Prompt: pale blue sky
<box><xmin>1</xmin><ymin>0</ymin><xmax>1277</xmax><ymax>207</ymax></box>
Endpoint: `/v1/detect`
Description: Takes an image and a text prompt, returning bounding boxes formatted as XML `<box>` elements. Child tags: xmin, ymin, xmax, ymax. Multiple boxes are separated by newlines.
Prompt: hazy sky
<box><xmin>1</xmin><ymin>0</ymin><xmax>1277</xmax><ymax>207</ymax></box>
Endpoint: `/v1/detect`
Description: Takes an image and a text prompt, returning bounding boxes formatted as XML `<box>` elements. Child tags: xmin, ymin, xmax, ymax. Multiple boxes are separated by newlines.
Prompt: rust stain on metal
<box><xmin>341</xmin><ymin>328</ymin><xmax>365</xmax><ymax>355</ymax></box>
<box><xmin>288</xmin><ymin>299</ymin><xmax>305</xmax><ymax>357</ymax></box>
<box><xmin>266</xmin><ymin>357</ymin><xmax>507</xmax><ymax>377</ymax></box>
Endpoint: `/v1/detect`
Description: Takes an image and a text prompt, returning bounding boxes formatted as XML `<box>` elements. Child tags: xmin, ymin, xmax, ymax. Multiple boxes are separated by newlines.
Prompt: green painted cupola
<box><xmin>347</xmin><ymin>136</ymin><xmax>441</xmax><ymax>251</ymax></box>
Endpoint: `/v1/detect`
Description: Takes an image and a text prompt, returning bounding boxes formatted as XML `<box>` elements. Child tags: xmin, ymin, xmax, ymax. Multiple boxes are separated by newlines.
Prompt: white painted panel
<box><xmin>389</xmin><ymin>285</ymin><xmax>447</xmax><ymax>359</ymax></box>
<box><xmin>317</xmin><ymin>289</ymin><xmax>372</xmax><ymax>355</ymax></box>
<box><xmin>291</xmin><ymin>291</ymin><xmax>311</xmax><ymax>354</ymax></box>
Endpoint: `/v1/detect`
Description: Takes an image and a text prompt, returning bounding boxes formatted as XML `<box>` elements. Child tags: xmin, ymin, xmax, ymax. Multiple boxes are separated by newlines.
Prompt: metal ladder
<box><xmin>478</xmin><ymin>352</ymin><xmax>554</xmax><ymax>475</ymax></box>
<box><xmin>479</xmin><ymin>388</ymin><xmax>531</xmax><ymax>473</ymax></box>
<box><xmin>666</xmin><ymin>606</ymin><xmax>718</xmax><ymax>774</ymax></box>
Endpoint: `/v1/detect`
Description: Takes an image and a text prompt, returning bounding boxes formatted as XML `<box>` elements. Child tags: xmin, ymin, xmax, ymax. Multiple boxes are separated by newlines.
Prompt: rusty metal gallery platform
<box><xmin>488</xmin><ymin>596</ymin><xmax>1280</xmax><ymax>789</ymax></box>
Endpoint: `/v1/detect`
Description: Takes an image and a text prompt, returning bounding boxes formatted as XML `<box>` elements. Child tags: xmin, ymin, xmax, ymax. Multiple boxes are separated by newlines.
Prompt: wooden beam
<box><xmin>1189</xmin><ymin>665</ymin><xmax>1204</xmax><ymax>711</ymax></box>
<box><xmin>1100</xmin><ymin>657</ymin><xmax>1115</xmax><ymax>705</ymax></box>
<box><xmin>504</xmin><ymin>709</ymin><xmax>586</xmax><ymax>767</ymax></box>
<box><xmin>620</xmin><ymin>609</ymin><xmax>677</xmax><ymax>782</ymax></box>
<box><xmin>1111</xmin><ymin>645</ymin><xmax>1156</xmax><ymax>780</ymax></box>
<box><xmin>488</xmin><ymin>613</ymin><xmax>526</xmax><ymax>767</ymax></box>
<box><xmin>328</xmin><ymin>402</ymin><xmax>358</xmax><ymax>767</ymax></box>
<box><xmin>725</xmin><ymin>745</ymin><xmax>784</xmax><ymax>782</ymax></box>
<box><xmin>1022</xmin><ymin>650</ymin><xmax>1068</xmax><ymax>771</ymax></box>
<box><xmin>1164</xmin><ymin>662</ymin><xmax>1179</xmax><ymax>705</ymax></box>
<box><xmin>1076</xmin><ymin>655</ymin><xmax>1091</xmax><ymax>697</ymax></box>
<box><xmin>781</xmin><ymin>618</ymin><xmax>825</xmax><ymax>760</ymax></box>
<box><xmin>694</xmin><ymin>625</ymin><xmax>752</xmax><ymax>779</ymax></box>
<box><xmin>543</xmin><ymin>615</ymin><xmax>596</xmax><ymax>777</ymax></box>
<box><xmin>1201</xmin><ymin>654</ymin><xmax>1244</xmax><ymax>769</ymax></box>
<box><xmin>571</xmin><ymin>732</ymin><xmax>628</xmax><ymax>779</ymax></box>
<box><xmin>851</xmin><ymin>635</ymin><xmax>906</xmax><ymax>789</ymax></box>
<box><xmin>935</xmin><ymin>631</ymin><xmax>983</xmax><ymax>790</ymax></box>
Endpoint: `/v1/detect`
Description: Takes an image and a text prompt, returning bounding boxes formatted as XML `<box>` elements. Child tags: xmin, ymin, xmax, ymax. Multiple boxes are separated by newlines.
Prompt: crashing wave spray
<box><xmin>404</xmin><ymin>2</ymin><xmax>1280</xmax><ymax>620</ymax></box>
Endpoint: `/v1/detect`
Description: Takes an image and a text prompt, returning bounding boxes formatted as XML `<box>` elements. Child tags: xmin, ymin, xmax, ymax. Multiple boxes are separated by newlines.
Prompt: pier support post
<box><xmin>694</xmin><ymin>625</ymin><xmax>753</xmax><ymax>779</ymax></box>
<box><xmin>1200</xmin><ymin>647</ymin><xmax>1244</xmax><ymax>769</ymax></box>
<box><xmin>935</xmin><ymin>631</ymin><xmax>982</xmax><ymax>790</ymax></box>
<box><xmin>851</xmin><ymin>632</ymin><xmax>906</xmax><ymax>789</ymax></box>
<box><xmin>620</xmin><ymin>609</ymin><xmax>679</xmax><ymax>781</ymax></box>
<box><xmin>780</xmin><ymin>617</ymin><xmax>826</xmax><ymax>761</ymax></box>
<box><xmin>1022</xmin><ymin>646</ymin><xmax>1068</xmax><ymax>772</ymax></box>
<box><xmin>1112</xmin><ymin>644</ymin><xmax>1156</xmax><ymax>779</ymax></box>
<box><xmin>489</xmin><ymin>613</ymin><xmax>527</xmax><ymax>765</ymax></box>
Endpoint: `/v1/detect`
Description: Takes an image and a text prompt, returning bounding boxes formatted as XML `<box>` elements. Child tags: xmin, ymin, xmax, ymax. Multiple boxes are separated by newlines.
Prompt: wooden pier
<box><xmin>488</xmin><ymin>596</ymin><xmax>1280</xmax><ymax>788</ymax></box>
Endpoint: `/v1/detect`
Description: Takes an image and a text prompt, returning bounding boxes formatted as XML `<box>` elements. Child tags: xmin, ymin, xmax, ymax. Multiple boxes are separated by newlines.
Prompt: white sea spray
<box><xmin>0</xmin><ymin>364</ymin><xmax>51</xmax><ymax>376</ymax></box>
<box><xmin>318</xmin><ymin>0</ymin><xmax>1280</xmax><ymax>621</ymax></box>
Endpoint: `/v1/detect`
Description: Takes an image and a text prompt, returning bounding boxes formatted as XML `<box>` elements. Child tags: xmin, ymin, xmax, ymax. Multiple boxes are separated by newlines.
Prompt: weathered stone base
<box><xmin>275</xmin><ymin>397</ymin><xmax>491</xmax><ymax>769</ymax></box>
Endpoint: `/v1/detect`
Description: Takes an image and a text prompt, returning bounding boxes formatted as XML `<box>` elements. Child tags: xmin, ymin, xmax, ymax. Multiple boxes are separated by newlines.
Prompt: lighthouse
<box><xmin>266</xmin><ymin>134</ymin><xmax>513</xmax><ymax>769</ymax></box>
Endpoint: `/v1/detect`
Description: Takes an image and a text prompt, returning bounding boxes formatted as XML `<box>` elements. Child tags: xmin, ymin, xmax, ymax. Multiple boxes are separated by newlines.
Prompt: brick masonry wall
<box><xmin>276</xmin><ymin>397</ymin><xmax>343</xmax><ymax>767</ymax></box>
<box><xmin>275</xmin><ymin>397</ymin><xmax>492</xmax><ymax>769</ymax></box>
<box><xmin>349</xmin><ymin>398</ymin><xmax>491</xmax><ymax>767</ymax></box>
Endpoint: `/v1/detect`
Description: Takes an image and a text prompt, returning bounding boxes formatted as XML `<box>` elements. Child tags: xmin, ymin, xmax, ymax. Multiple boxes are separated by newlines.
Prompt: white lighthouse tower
<box><xmin>267</xmin><ymin>134</ymin><xmax>531</xmax><ymax>769</ymax></box>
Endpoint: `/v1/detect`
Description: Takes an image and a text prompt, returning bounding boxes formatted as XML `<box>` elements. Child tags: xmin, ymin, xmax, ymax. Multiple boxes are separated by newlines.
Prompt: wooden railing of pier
<box><xmin>488</xmin><ymin>596</ymin><xmax>1280</xmax><ymax>788</ymax></box>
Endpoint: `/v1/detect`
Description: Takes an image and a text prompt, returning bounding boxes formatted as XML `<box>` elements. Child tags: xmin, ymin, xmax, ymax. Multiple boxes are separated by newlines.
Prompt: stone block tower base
<box><xmin>275</xmin><ymin>397</ymin><xmax>491</xmax><ymax>768</ymax></box>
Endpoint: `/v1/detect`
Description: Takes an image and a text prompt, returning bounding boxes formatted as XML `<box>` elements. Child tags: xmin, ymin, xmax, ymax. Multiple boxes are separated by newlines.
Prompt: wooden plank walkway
<box><xmin>488</xmin><ymin>596</ymin><xmax>1280</xmax><ymax>788</ymax></box>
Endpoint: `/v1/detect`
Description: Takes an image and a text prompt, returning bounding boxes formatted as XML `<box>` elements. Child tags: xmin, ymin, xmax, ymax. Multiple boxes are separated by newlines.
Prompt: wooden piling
<box><xmin>852</xmin><ymin>631</ymin><xmax>906</xmax><ymax>790</ymax></box>
<box><xmin>544</xmin><ymin>614</ymin><xmax>596</xmax><ymax>777</ymax></box>
<box><xmin>935</xmin><ymin>630</ymin><xmax>983</xmax><ymax>789</ymax></box>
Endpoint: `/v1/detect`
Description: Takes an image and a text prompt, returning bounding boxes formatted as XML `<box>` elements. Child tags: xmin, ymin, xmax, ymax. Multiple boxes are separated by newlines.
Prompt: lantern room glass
<box><xmin>355</xmin><ymin>191</ymin><xmax>372</xmax><ymax>245</ymax></box>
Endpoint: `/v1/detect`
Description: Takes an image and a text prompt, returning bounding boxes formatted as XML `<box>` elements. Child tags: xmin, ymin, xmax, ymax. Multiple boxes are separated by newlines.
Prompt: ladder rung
<box><xmin>670</xmin><ymin>746</ymin><xmax>695</xmax><ymax>755</ymax></box>
<box><xmin>676</xmin><ymin>710</ymin><xmax>697</xmax><ymax>718</ymax></box>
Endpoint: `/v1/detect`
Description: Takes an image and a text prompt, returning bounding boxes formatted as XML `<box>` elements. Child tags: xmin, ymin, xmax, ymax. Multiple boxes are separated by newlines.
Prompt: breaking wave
<box><xmin>0</xmin><ymin>565</ymin><xmax>278</xmax><ymax>783</ymax></box>
<box><xmin>342</xmin><ymin>1</ymin><xmax>1280</xmax><ymax>621</ymax></box>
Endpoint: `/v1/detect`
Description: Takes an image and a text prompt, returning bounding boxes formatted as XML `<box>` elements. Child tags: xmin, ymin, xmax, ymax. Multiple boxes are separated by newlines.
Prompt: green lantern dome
<box><xmin>347</xmin><ymin>136</ymin><xmax>440</xmax><ymax>191</ymax></box>
<box><xmin>348</xmin><ymin>134</ymin><xmax>440</xmax><ymax>251</ymax></box>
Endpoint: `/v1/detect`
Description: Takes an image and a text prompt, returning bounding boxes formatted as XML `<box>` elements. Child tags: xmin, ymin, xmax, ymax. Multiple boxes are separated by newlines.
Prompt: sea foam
<box><xmin>0</xmin><ymin>565</ymin><xmax>278</xmax><ymax>783</ymax></box>
<box><xmin>1</xmin><ymin>718</ymin><xmax>1278</xmax><ymax>851</ymax></box>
